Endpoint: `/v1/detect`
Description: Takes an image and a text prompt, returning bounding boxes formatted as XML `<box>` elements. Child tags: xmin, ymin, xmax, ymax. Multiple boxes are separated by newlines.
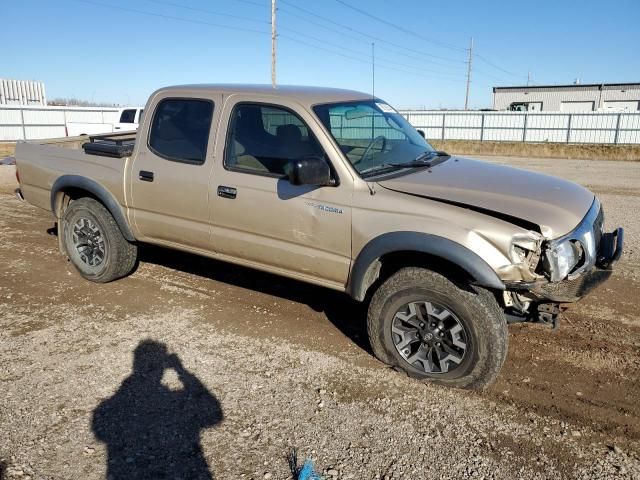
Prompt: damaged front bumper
<box><xmin>507</xmin><ymin>227</ymin><xmax>624</xmax><ymax>303</ymax></box>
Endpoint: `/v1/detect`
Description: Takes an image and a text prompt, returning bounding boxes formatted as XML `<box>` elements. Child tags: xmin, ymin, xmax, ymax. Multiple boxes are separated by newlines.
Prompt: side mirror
<box><xmin>416</xmin><ymin>129</ymin><xmax>425</xmax><ymax>138</ymax></box>
<box><xmin>288</xmin><ymin>156</ymin><xmax>332</xmax><ymax>186</ymax></box>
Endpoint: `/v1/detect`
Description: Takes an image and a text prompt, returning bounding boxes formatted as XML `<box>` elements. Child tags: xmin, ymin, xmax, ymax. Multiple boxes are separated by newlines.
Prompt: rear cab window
<box><xmin>119</xmin><ymin>109</ymin><xmax>137</xmax><ymax>124</ymax></box>
<box><xmin>148</xmin><ymin>98</ymin><xmax>214</xmax><ymax>165</ymax></box>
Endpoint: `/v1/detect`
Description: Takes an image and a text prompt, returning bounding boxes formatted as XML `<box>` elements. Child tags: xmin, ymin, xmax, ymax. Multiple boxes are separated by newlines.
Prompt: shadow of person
<box><xmin>92</xmin><ymin>340</ymin><xmax>223</xmax><ymax>480</ymax></box>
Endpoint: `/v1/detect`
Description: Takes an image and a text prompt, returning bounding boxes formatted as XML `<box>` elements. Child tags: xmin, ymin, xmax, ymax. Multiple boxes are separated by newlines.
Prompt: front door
<box><xmin>209</xmin><ymin>99</ymin><xmax>352</xmax><ymax>287</ymax></box>
<box><xmin>128</xmin><ymin>95</ymin><xmax>222</xmax><ymax>250</ymax></box>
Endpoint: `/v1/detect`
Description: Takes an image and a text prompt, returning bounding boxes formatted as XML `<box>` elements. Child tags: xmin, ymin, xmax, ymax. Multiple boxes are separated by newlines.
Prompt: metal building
<box><xmin>0</xmin><ymin>79</ymin><xmax>47</xmax><ymax>106</ymax></box>
<box><xmin>492</xmin><ymin>82</ymin><xmax>640</xmax><ymax>112</ymax></box>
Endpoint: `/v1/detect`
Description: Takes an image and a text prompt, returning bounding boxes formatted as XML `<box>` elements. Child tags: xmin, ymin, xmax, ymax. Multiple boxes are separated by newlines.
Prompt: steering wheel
<box><xmin>355</xmin><ymin>135</ymin><xmax>387</xmax><ymax>165</ymax></box>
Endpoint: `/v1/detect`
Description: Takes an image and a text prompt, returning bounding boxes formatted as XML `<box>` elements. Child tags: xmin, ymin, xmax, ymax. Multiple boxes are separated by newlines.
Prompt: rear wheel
<box><xmin>367</xmin><ymin>267</ymin><xmax>507</xmax><ymax>390</ymax></box>
<box><xmin>62</xmin><ymin>197</ymin><xmax>137</xmax><ymax>283</ymax></box>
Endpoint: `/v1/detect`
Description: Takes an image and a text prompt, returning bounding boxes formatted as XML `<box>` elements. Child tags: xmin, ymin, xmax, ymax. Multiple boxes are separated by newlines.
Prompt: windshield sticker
<box><xmin>376</xmin><ymin>102</ymin><xmax>397</xmax><ymax>114</ymax></box>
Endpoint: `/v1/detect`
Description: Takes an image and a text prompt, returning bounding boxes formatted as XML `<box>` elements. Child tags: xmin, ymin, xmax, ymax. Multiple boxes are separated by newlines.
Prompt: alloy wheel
<box><xmin>392</xmin><ymin>301</ymin><xmax>468</xmax><ymax>374</ymax></box>
<box><xmin>72</xmin><ymin>217</ymin><xmax>106</xmax><ymax>267</ymax></box>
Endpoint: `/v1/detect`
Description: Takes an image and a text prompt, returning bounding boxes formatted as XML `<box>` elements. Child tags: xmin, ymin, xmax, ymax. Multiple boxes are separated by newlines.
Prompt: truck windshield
<box><xmin>313</xmin><ymin>100</ymin><xmax>435</xmax><ymax>177</ymax></box>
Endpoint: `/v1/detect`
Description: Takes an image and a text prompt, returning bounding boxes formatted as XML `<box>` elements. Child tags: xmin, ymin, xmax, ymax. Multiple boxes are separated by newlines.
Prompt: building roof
<box><xmin>154</xmin><ymin>84</ymin><xmax>374</xmax><ymax>106</ymax></box>
<box><xmin>493</xmin><ymin>82</ymin><xmax>640</xmax><ymax>92</ymax></box>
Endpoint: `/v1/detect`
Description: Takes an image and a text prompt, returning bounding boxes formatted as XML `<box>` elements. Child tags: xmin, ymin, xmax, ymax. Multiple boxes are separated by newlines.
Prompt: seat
<box><xmin>235</xmin><ymin>106</ymin><xmax>278</xmax><ymax>156</ymax></box>
<box><xmin>152</xmin><ymin>115</ymin><xmax>203</xmax><ymax>161</ymax></box>
<box><xmin>276</xmin><ymin>124</ymin><xmax>316</xmax><ymax>160</ymax></box>
<box><xmin>231</xmin><ymin>140</ymin><xmax>268</xmax><ymax>172</ymax></box>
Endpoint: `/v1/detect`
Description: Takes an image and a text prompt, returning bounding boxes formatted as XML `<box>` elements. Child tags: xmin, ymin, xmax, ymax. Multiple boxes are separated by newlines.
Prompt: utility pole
<box><xmin>464</xmin><ymin>37</ymin><xmax>473</xmax><ymax>110</ymax></box>
<box><xmin>527</xmin><ymin>70</ymin><xmax>531</xmax><ymax>86</ymax></box>
<box><xmin>271</xmin><ymin>0</ymin><xmax>277</xmax><ymax>88</ymax></box>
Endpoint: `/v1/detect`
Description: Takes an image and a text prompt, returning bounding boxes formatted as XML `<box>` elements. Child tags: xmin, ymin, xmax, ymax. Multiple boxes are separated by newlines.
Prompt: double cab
<box><xmin>14</xmin><ymin>85</ymin><xmax>624</xmax><ymax>389</ymax></box>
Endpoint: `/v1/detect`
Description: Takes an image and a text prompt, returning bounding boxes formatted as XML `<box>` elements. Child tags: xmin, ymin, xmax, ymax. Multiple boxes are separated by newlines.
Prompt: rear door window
<box><xmin>148</xmin><ymin>98</ymin><xmax>214</xmax><ymax>165</ymax></box>
<box><xmin>119</xmin><ymin>109</ymin><xmax>137</xmax><ymax>123</ymax></box>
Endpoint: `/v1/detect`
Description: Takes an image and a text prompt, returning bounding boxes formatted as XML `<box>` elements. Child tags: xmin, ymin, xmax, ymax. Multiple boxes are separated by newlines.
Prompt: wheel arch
<box><xmin>51</xmin><ymin>175</ymin><xmax>136</xmax><ymax>242</ymax></box>
<box><xmin>347</xmin><ymin>231</ymin><xmax>505</xmax><ymax>301</ymax></box>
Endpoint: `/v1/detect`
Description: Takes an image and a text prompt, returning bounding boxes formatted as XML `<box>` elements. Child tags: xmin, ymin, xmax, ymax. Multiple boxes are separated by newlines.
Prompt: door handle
<box><xmin>217</xmin><ymin>185</ymin><xmax>237</xmax><ymax>199</ymax></box>
<box><xmin>114</xmin><ymin>126</ymin><xmax>121</xmax><ymax>130</ymax></box>
<box><xmin>139</xmin><ymin>170</ymin><xmax>154</xmax><ymax>182</ymax></box>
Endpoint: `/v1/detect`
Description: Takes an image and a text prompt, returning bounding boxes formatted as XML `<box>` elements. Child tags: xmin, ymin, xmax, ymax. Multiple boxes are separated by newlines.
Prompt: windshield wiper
<box><xmin>360</xmin><ymin>151</ymin><xmax>450</xmax><ymax>177</ymax></box>
<box><xmin>397</xmin><ymin>150</ymin><xmax>450</xmax><ymax>167</ymax></box>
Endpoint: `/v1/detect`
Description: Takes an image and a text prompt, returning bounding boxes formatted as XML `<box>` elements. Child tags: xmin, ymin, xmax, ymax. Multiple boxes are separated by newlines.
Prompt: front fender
<box><xmin>50</xmin><ymin>175</ymin><xmax>136</xmax><ymax>242</ymax></box>
<box><xmin>347</xmin><ymin>231</ymin><xmax>505</xmax><ymax>301</ymax></box>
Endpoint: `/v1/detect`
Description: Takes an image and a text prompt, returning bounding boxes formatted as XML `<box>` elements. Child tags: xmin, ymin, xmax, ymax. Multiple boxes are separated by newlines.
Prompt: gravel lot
<box><xmin>1</xmin><ymin>157</ymin><xmax>639</xmax><ymax>479</ymax></box>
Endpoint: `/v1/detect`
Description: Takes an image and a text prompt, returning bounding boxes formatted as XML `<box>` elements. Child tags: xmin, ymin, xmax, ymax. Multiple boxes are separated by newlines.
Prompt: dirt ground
<box><xmin>1</xmin><ymin>157</ymin><xmax>639</xmax><ymax>479</ymax></box>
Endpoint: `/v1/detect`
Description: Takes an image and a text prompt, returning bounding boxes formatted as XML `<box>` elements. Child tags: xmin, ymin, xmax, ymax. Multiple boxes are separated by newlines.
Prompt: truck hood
<box><xmin>377</xmin><ymin>157</ymin><xmax>594</xmax><ymax>238</ymax></box>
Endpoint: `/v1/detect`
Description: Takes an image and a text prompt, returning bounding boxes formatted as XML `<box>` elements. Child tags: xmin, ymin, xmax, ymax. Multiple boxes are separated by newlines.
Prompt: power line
<box><xmin>278</xmin><ymin>33</ymin><xmax>466</xmax><ymax>83</ymax></box>
<box><xmin>278</xmin><ymin>34</ymin><xmax>370</xmax><ymax>65</ymax></box>
<box><xmin>145</xmin><ymin>0</ymin><xmax>268</xmax><ymax>25</ymax></box>
<box><xmin>73</xmin><ymin>0</ymin><xmax>270</xmax><ymax>35</ymax></box>
<box><xmin>334</xmin><ymin>0</ymin><xmax>467</xmax><ymax>52</ymax></box>
<box><xmin>280</xmin><ymin>27</ymin><xmax>466</xmax><ymax>81</ymax></box>
<box><xmin>233</xmin><ymin>0</ymin><xmax>268</xmax><ymax>7</ymax></box>
<box><xmin>475</xmin><ymin>54</ymin><xmax>527</xmax><ymax>79</ymax></box>
<box><xmin>72</xmin><ymin>0</ymin><xmax>468</xmax><ymax>86</ymax></box>
<box><xmin>473</xmin><ymin>68</ymin><xmax>513</xmax><ymax>84</ymax></box>
<box><xmin>278</xmin><ymin>7</ymin><xmax>464</xmax><ymax>71</ymax></box>
<box><xmin>277</xmin><ymin>0</ymin><xmax>467</xmax><ymax>65</ymax></box>
<box><xmin>279</xmin><ymin>8</ymin><xmax>368</xmax><ymax>45</ymax></box>
<box><xmin>282</xmin><ymin>0</ymin><xmax>527</xmax><ymax>85</ymax></box>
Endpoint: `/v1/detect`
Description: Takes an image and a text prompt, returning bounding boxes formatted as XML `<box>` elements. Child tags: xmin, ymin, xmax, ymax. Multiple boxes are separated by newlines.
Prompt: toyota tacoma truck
<box><xmin>14</xmin><ymin>85</ymin><xmax>624</xmax><ymax>389</ymax></box>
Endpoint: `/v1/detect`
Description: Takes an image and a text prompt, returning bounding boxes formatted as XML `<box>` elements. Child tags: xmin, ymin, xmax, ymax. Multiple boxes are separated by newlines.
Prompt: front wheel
<box><xmin>62</xmin><ymin>197</ymin><xmax>137</xmax><ymax>283</ymax></box>
<box><xmin>367</xmin><ymin>267</ymin><xmax>507</xmax><ymax>390</ymax></box>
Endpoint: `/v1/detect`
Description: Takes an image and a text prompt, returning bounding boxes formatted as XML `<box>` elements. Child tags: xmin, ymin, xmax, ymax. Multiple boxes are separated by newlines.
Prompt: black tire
<box><xmin>62</xmin><ymin>197</ymin><xmax>137</xmax><ymax>283</ymax></box>
<box><xmin>367</xmin><ymin>267</ymin><xmax>507</xmax><ymax>390</ymax></box>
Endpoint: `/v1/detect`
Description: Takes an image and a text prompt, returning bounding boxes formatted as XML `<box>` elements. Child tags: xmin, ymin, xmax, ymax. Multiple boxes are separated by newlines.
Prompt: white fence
<box><xmin>3</xmin><ymin>105</ymin><xmax>640</xmax><ymax>145</ymax></box>
<box><xmin>0</xmin><ymin>105</ymin><xmax>122</xmax><ymax>141</ymax></box>
<box><xmin>400</xmin><ymin>111</ymin><xmax>640</xmax><ymax>145</ymax></box>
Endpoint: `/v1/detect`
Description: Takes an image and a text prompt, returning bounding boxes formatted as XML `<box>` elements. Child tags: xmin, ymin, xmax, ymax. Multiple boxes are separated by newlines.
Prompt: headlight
<box><xmin>541</xmin><ymin>199</ymin><xmax>601</xmax><ymax>283</ymax></box>
<box><xmin>543</xmin><ymin>240</ymin><xmax>583</xmax><ymax>282</ymax></box>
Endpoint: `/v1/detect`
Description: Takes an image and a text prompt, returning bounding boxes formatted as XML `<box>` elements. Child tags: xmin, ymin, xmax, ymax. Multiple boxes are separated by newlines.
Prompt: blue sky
<box><xmin>4</xmin><ymin>0</ymin><xmax>640</xmax><ymax>109</ymax></box>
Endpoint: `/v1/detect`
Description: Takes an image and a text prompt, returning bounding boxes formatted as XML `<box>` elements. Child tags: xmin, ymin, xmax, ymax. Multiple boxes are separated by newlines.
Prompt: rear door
<box><xmin>128</xmin><ymin>94</ymin><xmax>222</xmax><ymax>250</ymax></box>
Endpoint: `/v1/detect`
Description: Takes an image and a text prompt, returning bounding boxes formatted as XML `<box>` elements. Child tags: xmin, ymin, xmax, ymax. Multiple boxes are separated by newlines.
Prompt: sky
<box><xmin>4</xmin><ymin>0</ymin><xmax>640</xmax><ymax>109</ymax></box>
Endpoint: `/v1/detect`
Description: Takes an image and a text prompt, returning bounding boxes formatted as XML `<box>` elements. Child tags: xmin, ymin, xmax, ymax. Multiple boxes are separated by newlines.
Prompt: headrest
<box><xmin>276</xmin><ymin>124</ymin><xmax>302</xmax><ymax>142</ymax></box>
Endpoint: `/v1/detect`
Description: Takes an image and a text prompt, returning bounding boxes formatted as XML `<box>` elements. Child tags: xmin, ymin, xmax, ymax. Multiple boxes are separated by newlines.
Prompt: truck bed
<box><xmin>14</xmin><ymin>133</ymin><xmax>136</xmax><ymax>215</ymax></box>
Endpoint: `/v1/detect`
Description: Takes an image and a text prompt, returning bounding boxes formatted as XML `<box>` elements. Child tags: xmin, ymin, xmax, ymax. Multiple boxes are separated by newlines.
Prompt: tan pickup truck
<box><xmin>14</xmin><ymin>84</ymin><xmax>623</xmax><ymax>389</ymax></box>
